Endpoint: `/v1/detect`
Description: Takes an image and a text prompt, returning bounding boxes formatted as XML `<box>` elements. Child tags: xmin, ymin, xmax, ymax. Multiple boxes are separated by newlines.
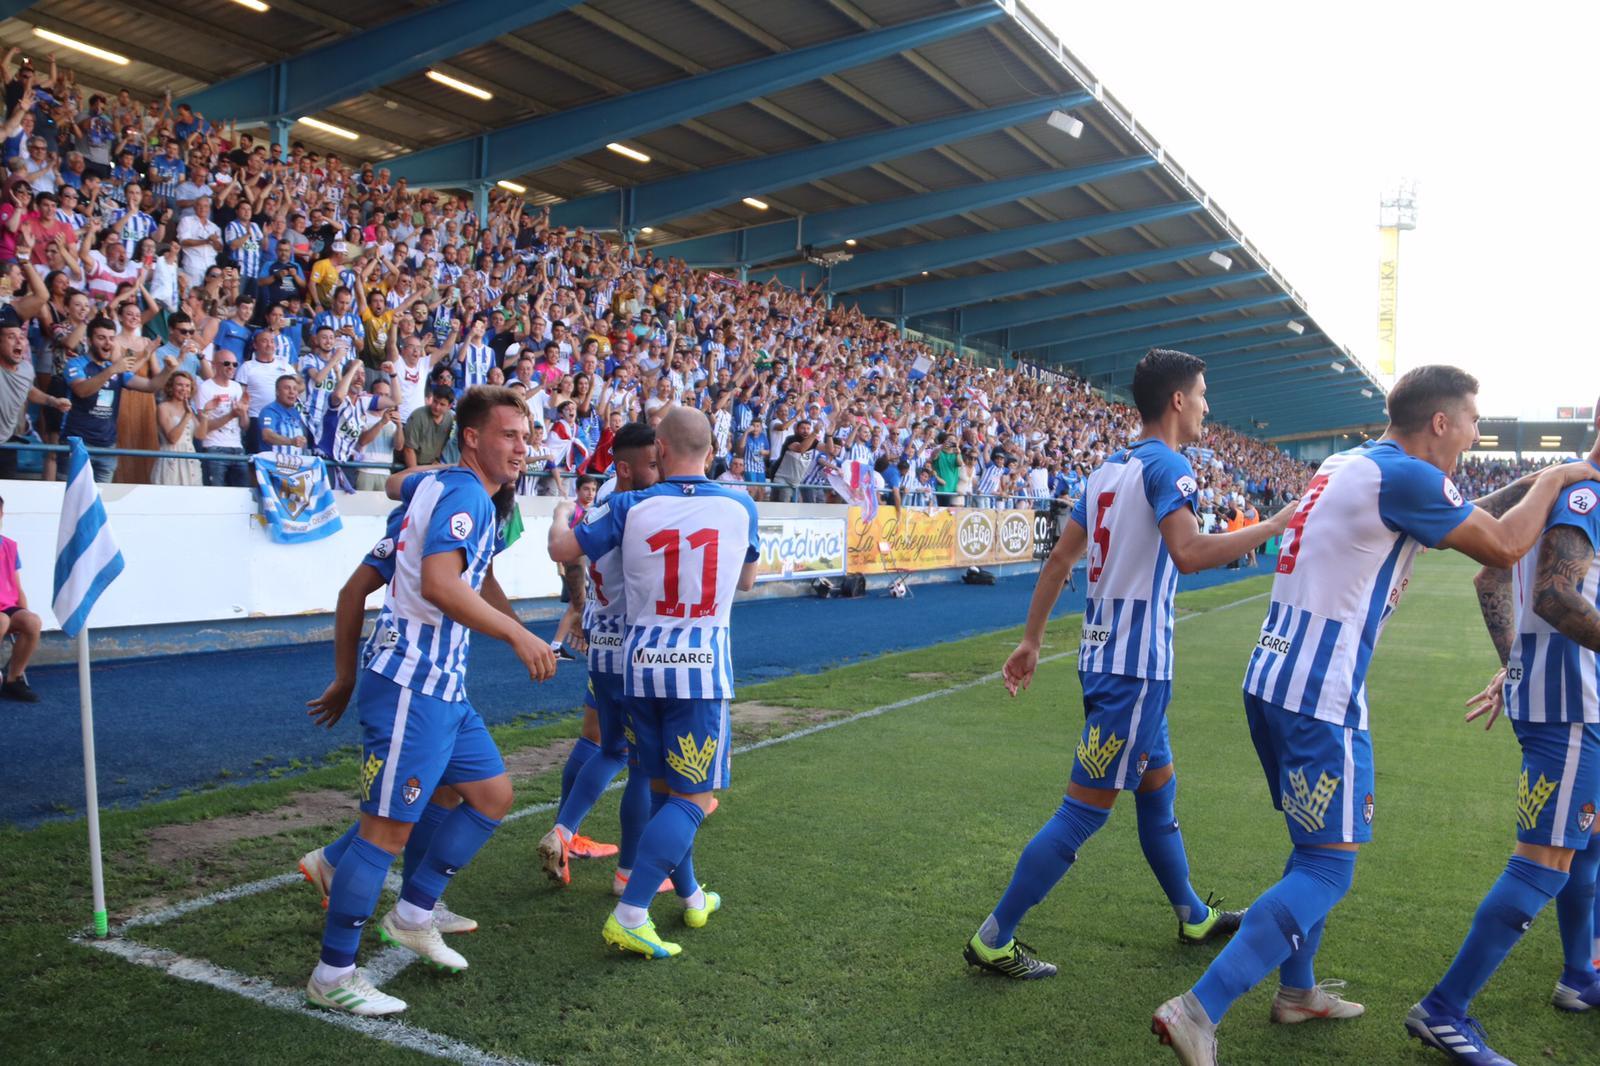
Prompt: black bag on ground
<box><xmin>962</xmin><ymin>566</ymin><xmax>996</xmax><ymax>586</ymax></box>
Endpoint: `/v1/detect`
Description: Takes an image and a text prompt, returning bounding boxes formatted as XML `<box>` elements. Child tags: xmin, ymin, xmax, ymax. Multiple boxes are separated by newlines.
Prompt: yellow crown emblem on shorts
<box><xmin>1075</xmin><ymin>725</ymin><xmax>1125</xmax><ymax>780</ymax></box>
<box><xmin>1283</xmin><ymin>768</ymin><xmax>1340</xmax><ymax>834</ymax></box>
<box><xmin>1517</xmin><ymin>769</ymin><xmax>1559</xmax><ymax>832</ymax></box>
<box><xmin>359</xmin><ymin>752</ymin><xmax>384</xmax><ymax>802</ymax></box>
<box><xmin>666</xmin><ymin>733</ymin><xmax>718</xmax><ymax>786</ymax></box>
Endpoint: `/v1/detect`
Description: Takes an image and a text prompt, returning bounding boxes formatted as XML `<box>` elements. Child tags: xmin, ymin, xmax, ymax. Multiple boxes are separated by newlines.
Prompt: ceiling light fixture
<box><xmin>1330</xmin><ymin>361</ymin><xmax>1346</xmax><ymax>373</ymax></box>
<box><xmin>1360</xmin><ymin>388</ymin><xmax>1373</xmax><ymax>397</ymax></box>
<box><xmin>32</xmin><ymin>28</ymin><xmax>128</xmax><ymax>65</ymax></box>
<box><xmin>1287</xmin><ymin>321</ymin><xmax>1305</xmax><ymax>334</ymax></box>
<box><xmin>427</xmin><ymin>70</ymin><xmax>493</xmax><ymax>101</ymax></box>
<box><xmin>230</xmin><ymin>0</ymin><xmax>270</xmax><ymax>12</ymax></box>
<box><xmin>741</xmin><ymin>197</ymin><xmax>769</xmax><ymax>210</ymax></box>
<box><xmin>1207</xmin><ymin>250</ymin><xmax>1233</xmax><ymax>270</ymax></box>
<box><xmin>496</xmin><ymin>179</ymin><xmax>526</xmax><ymax>194</ymax></box>
<box><xmin>297</xmin><ymin>116</ymin><xmax>358</xmax><ymax>140</ymax></box>
<box><xmin>1046</xmin><ymin>110</ymin><xmax>1085</xmax><ymax>138</ymax></box>
<box><xmin>639</xmin><ymin>227</ymin><xmax>654</xmax><ymax>235</ymax></box>
<box><xmin>845</xmin><ymin>238</ymin><xmax>857</xmax><ymax>246</ymax></box>
<box><xmin>606</xmin><ymin>142</ymin><xmax>651</xmax><ymax>163</ymax></box>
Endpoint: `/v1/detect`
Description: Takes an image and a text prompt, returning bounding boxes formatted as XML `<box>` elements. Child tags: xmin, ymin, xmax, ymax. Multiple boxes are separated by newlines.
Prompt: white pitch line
<box><xmin>82</xmin><ymin>583</ymin><xmax>1270</xmax><ymax>1063</ymax></box>
<box><xmin>82</xmin><ymin>936</ymin><xmax>541</xmax><ymax>1066</ymax></box>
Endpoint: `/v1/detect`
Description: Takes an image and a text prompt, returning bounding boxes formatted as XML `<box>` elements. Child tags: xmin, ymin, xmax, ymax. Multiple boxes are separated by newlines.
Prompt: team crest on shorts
<box><xmin>1135</xmin><ymin>752</ymin><xmax>1150</xmax><ymax>777</ymax></box>
<box><xmin>402</xmin><ymin>776</ymin><xmax>422</xmax><ymax>806</ymax></box>
<box><xmin>1580</xmin><ymin>803</ymin><xmax>1596</xmax><ymax>833</ymax></box>
<box><xmin>1363</xmin><ymin>793</ymin><xmax>1374</xmax><ymax>825</ymax></box>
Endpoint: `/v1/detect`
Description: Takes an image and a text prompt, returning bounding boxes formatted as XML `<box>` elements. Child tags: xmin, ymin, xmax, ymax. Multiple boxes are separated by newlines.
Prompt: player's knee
<box><xmin>1135</xmin><ymin>763</ymin><xmax>1175</xmax><ymax>793</ymax></box>
<box><xmin>358</xmin><ymin>814</ymin><xmax>412</xmax><ymax>855</ymax></box>
<box><xmin>668</xmin><ymin>788</ymin><xmax>716</xmax><ymax>814</ymax></box>
<box><xmin>1066</xmin><ymin>780</ymin><xmax>1119</xmax><ymax>810</ymax></box>
<box><xmin>580</xmin><ymin>707</ymin><xmax>602</xmax><ymax>743</ymax></box>
<box><xmin>1514</xmin><ymin>841</ymin><xmax>1576</xmax><ymax>873</ymax></box>
<box><xmin>428</xmin><ymin>786</ymin><xmax>461</xmax><ymax>809</ymax></box>
<box><xmin>467</xmin><ymin>777</ymin><xmax>514</xmax><ymax>820</ymax></box>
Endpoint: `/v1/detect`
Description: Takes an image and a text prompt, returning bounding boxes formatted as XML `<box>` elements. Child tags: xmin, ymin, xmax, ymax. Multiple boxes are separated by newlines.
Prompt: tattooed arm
<box><xmin>1472</xmin><ymin>477</ymin><xmax>1534</xmax><ymax>518</ymax></box>
<box><xmin>1532</xmin><ymin>525</ymin><xmax>1600</xmax><ymax>652</ymax></box>
<box><xmin>1472</xmin><ymin>565</ymin><xmax>1516</xmax><ymax>666</ymax></box>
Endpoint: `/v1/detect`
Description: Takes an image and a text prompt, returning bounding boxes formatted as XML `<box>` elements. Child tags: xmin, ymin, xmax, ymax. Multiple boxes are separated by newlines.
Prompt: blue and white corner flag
<box><xmin>53</xmin><ymin>439</ymin><xmax>124</xmax><ymax>637</ymax></box>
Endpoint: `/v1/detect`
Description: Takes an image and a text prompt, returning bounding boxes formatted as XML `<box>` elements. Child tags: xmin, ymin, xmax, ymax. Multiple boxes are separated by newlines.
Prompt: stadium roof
<box><xmin>0</xmin><ymin>0</ymin><xmax>1387</xmax><ymax>438</ymax></box>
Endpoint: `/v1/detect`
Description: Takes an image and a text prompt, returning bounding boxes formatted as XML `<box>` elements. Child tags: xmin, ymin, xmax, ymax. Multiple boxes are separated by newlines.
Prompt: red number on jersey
<box><xmin>1276</xmin><ymin>475</ymin><xmax>1331</xmax><ymax>575</ymax></box>
<box><xmin>645</xmin><ymin>528</ymin><xmax>721</xmax><ymax>618</ymax></box>
<box><xmin>587</xmin><ymin>562</ymin><xmax>609</xmax><ymax>607</ymax></box>
<box><xmin>1088</xmin><ymin>491</ymin><xmax>1115</xmax><ymax>583</ymax></box>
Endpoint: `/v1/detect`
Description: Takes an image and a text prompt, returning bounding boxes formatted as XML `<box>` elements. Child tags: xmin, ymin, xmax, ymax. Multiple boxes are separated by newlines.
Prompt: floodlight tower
<box><xmin>1376</xmin><ymin>181</ymin><xmax>1418</xmax><ymax>386</ymax></box>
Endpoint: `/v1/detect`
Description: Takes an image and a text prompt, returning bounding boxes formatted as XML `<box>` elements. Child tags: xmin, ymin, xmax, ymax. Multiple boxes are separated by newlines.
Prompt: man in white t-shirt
<box><xmin>177</xmin><ymin>196</ymin><xmax>223</xmax><ymax>285</ymax></box>
<box><xmin>235</xmin><ymin>330</ymin><xmax>293</xmax><ymax>452</ymax></box>
<box><xmin>194</xmin><ymin>346</ymin><xmax>249</xmax><ymax>487</ymax></box>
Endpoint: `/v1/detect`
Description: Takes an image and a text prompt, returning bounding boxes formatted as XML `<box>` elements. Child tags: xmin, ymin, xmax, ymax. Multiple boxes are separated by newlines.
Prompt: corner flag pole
<box><xmin>77</xmin><ymin>626</ymin><xmax>107</xmax><ymax>937</ymax></box>
<box><xmin>54</xmin><ymin>438</ymin><xmax>125</xmax><ymax>939</ymax></box>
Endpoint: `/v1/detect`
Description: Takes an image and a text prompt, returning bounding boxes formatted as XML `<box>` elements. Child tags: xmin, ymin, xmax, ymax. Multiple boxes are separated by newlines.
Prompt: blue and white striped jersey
<box><xmin>1505</xmin><ymin>477</ymin><xmax>1600</xmax><ymax>724</ymax></box>
<box><xmin>366</xmin><ymin>468</ymin><xmax>498</xmax><ymax>701</ymax></box>
<box><xmin>457</xmin><ymin>341</ymin><xmax>495</xmax><ymax>389</ymax></box>
<box><xmin>1243</xmin><ymin>440</ymin><xmax>1474</xmax><ymax>730</ymax></box>
<box><xmin>1070</xmin><ymin>438</ymin><xmax>1198</xmax><ymax>680</ymax></box>
<box><xmin>573</xmin><ymin>477</ymin><xmax>760</xmax><ymax>700</ymax></box>
<box><xmin>582</xmin><ymin>478</ymin><xmax>628</xmax><ymax>675</ymax></box>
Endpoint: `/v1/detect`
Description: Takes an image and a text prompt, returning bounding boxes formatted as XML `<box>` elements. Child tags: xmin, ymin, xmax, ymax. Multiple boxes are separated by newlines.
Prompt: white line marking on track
<box><xmin>80</xmin><ymin>584</ymin><xmax>1269</xmax><ymax>1064</ymax></box>
<box><xmin>81</xmin><ymin>936</ymin><xmax>541</xmax><ymax>1066</ymax></box>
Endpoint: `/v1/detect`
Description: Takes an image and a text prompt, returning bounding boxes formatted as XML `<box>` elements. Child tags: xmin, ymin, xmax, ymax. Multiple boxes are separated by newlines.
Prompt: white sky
<box><xmin>1029</xmin><ymin>0</ymin><xmax>1598</xmax><ymax>419</ymax></box>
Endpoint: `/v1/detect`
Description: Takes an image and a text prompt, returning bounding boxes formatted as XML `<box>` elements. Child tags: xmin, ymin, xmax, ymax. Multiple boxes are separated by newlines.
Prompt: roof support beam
<box><xmin>943</xmin><ymin>270</ymin><xmax>1267</xmax><ymax>336</ymax></box>
<box><xmin>1038</xmin><ymin>312</ymin><xmax>1300</xmax><ymax>371</ymax></box>
<box><xmin>650</xmin><ymin>156</ymin><xmax>1155</xmax><ymax>267</ymax></box>
<box><xmin>844</xmin><ymin>239</ymin><xmax>1239</xmax><ymax>320</ymax></box>
<box><xmin>177</xmin><ymin>0</ymin><xmax>579</xmax><ymax>124</ymax></box>
<box><xmin>385</xmin><ymin>6</ymin><xmax>1005</xmax><ymax>186</ymax></box>
<box><xmin>821</xmin><ymin>201</ymin><xmax>1195</xmax><ymax>292</ymax></box>
<box><xmin>550</xmin><ymin>90</ymin><xmax>1085</xmax><ymax>232</ymax></box>
<box><xmin>1008</xmin><ymin>294</ymin><xmax>1291</xmax><ymax>350</ymax></box>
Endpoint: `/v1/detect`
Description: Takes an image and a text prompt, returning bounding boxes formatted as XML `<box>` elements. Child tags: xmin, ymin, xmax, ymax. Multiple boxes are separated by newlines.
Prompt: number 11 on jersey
<box><xmin>646</xmin><ymin>527</ymin><xmax>721</xmax><ymax>618</ymax></box>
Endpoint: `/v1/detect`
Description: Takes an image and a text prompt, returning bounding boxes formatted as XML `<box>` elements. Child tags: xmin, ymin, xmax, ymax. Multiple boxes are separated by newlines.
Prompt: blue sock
<box><xmin>398</xmin><ymin>804</ymin><xmax>501</xmax><ymax>912</ymax></box>
<box><xmin>320</xmin><ymin>837</ymin><xmax>395</xmax><ymax>967</ymax></box>
<box><xmin>673</xmin><ymin>842</ymin><xmax>699</xmax><ymax>899</ymax></box>
<box><xmin>1135</xmin><ymin>777</ymin><xmax>1208</xmax><ymax>923</ymax></box>
<box><xmin>617</xmin><ymin>771</ymin><xmax>652</xmax><ymax>872</ymax></box>
<box><xmin>1279</xmin><ymin>914</ymin><xmax>1327</xmax><ymax>990</ymax></box>
<box><xmin>1423</xmin><ymin>856</ymin><xmax>1568</xmax><ymax>1018</ymax></box>
<box><xmin>322</xmin><ymin>821</ymin><xmax>359</xmax><ymax>866</ymax></box>
<box><xmin>401</xmin><ymin>802</ymin><xmax>451</xmax><ymax>891</ymax></box>
<box><xmin>981</xmin><ymin>796</ymin><xmax>1110</xmax><ymax>947</ymax></box>
<box><xmin>557</xmin><ymin>750</ymin><xmax>627</xmax><ymax>834</ymax></box>
<box><xmin>1594</xmin><ymin>855</ymin><xmax>1600</xmax><ymax>960</ymax></box>
<box><xmin>560</xmin><ymin>736</ymin><xmax>601</xmax><ymax>811</ymax></box>
<box><xmin>1192</xmin><ymin>847</ymin><xmax>1357</xmax><ymax>1024</ymax></box>
<box><xmin>1555</xmin><ymin>841</ymin><xmax>1600</xmax><ymax>984</ymax></box>
<box><xmin>620</xmin><ymin>797</ymin><xmax>704</xmax><ymax>911</ymax></box>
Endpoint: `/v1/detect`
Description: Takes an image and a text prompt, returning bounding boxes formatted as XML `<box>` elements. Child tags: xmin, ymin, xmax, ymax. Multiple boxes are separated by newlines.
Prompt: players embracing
<box><xmin>1152</xmin><ymin>366</ymin><xmax>1600</xmax><ymax>1065</ymax></box>
<box><xmin>549</xmin><ymin>407</ymin><xmax>760</xmax><ymax>958</ymax></box>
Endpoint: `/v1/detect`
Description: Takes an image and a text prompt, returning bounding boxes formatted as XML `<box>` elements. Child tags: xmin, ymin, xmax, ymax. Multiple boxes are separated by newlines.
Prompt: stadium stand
<box><xmin>0</xmin><ymin>0</ymin><xmax>1426</xmax><ymax>519</ymax></box>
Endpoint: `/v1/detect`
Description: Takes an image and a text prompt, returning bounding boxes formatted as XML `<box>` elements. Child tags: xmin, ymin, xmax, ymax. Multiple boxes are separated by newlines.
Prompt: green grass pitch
<box><xmin>4</xmin><ymin>551</ymin><xmax>1596</xmax><ymax>1064</ymax></box>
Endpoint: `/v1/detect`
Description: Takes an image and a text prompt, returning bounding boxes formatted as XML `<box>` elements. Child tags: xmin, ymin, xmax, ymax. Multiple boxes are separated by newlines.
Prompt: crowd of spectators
<box><xmin>0</xmin><ymin>52</ymin><xmax>1334</xmax><ymax>513</ymax></box>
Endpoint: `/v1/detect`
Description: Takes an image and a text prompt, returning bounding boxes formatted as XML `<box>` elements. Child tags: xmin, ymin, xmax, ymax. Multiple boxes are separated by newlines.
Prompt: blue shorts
<box><xmin>1070</xmin><ymin>672</ymin><xmax>1173</xmax><ymax>791</ymax></box>
<box><xmin>356</xmin><ymin>672</ymin><xmax>505</xmax><ymax>823</ymax></box>
<box><xmin>586</xmin><ymin>671</ymin><xmax>635</xmax><ymax>760</ymax></box>
<box><xmin>743</xmin><ymin>469</ymin><xmax>767</xmax><ymax>484</ymax></box>
<box><xmin>1511</xmin><ymin>719</ymin><xmax>1600</xmax><ymax>849</ymax></box>
<box><xmin>1245</xmin><ymin>693</ymin><xmax>1375</xmax><ymax>846</ymax></box>
<box><xmin>627</xmin><ymin>695</ymin><xmax>731</xmax><ymax>793</ymax></box>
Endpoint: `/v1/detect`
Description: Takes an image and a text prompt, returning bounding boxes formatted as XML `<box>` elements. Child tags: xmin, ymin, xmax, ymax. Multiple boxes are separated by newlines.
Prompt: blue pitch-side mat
<box><xmin>2</xmin><ymin>560</ymin><xmax>1272</xmax><ymax>827</ymax></box>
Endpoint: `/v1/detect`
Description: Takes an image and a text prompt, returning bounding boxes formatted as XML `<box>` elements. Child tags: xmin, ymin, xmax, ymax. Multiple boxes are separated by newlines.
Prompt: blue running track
<box><xmin>1</xmin><ymin>561</ymin><xmax>1271</xmax><ymax>827</ymax></box>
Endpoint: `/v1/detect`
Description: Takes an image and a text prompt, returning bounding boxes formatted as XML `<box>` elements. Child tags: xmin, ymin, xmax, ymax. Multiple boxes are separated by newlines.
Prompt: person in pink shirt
<box><xmin>0</xmin><ymin>496</ymin><xmax>42</xmax><ymax>702</ymax></box>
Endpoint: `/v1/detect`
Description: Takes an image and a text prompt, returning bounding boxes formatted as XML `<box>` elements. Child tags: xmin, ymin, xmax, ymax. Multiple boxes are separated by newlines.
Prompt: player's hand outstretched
<box><xmin>1003</xmin><ymin>641</ymin><xmax>1040</xmax><ymax>697</ymax></box>
<box><xmin>1463</xmin><ymin>667</ymin><xmax>1507</xmax><ymax>731</ymax></box>
<box><xmin>306</xmin><ymin>675</ymin><xmax>355</xmax><ymax>728</ymax></box>
<box><xmin>1263</xmin><ymin>500</ymin><xmax>1299</xmax><ymax>537</ymax></box>
<box><xmin>513</xmin><ymin>628</ymin><xmax>558</xmax><ymax>682</ymax></box>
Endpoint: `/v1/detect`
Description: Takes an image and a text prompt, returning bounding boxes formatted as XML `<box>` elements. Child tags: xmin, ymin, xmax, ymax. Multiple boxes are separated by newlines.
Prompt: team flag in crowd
<box><xmin>52</xmin><ymin>439</ymin><xmax>125</xmax><ymax>638</ymax></box>
<box><xmin>826</xmin><ymin>458</ymin><xmax>879</xmax><ymax>525</ymax></box>
<box><xmin>252</xmin><ymin>448</ymin><xmax>343</xmax><ymax>544</ymax></box>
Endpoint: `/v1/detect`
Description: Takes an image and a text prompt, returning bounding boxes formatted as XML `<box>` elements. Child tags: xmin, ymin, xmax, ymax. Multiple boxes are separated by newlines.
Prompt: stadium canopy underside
<box><xmin>0</xmin><ymin>0</ymin><xmax>1388</xmax><ymax>439</ymax></box>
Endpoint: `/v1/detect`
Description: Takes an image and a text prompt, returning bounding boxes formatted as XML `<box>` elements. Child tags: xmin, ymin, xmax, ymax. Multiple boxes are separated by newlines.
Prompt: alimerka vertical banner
<box><xmin>1376</xmin><ymin>225</ymin><xmax>1400</xmax><ymax>381</ymax></box>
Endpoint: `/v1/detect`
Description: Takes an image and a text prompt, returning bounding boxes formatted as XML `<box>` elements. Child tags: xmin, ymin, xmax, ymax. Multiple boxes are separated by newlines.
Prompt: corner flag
<box><xmin>53</xmin><ymin>439</ymin><xmax>124</xmax><ymax>637</ymax></box>
<box><xmin>52</xmin><ymin>437</ymin><xmax>123</xmax><ymax>938</ymax></box>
